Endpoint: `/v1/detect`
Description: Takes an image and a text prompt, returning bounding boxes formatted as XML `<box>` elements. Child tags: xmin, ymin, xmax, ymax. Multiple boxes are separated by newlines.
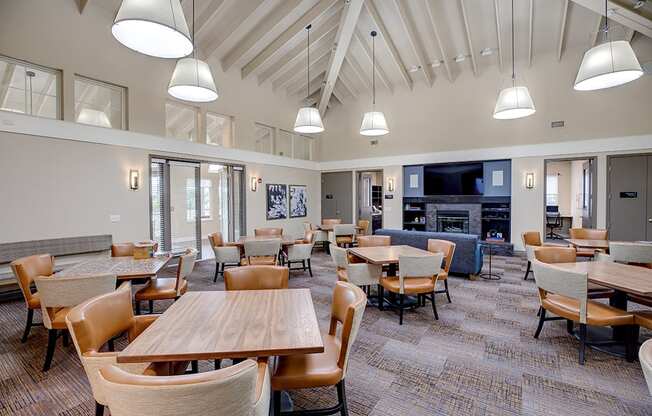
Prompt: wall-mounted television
<box><xmin>424</xmin><ymin>162</ymin><xmax>484</xmax><ymax>195</ymax></box>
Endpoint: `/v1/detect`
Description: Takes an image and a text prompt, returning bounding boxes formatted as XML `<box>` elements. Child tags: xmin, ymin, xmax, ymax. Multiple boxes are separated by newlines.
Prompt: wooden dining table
<box><xmin>55</xmin><ymin>255</ymin><xmax>171</xmax><ymax>281</ymax></box>
<box><xmin>231</xmin><ymin>235</ymin><xmax>297</xmax><ymax>247</ymax></box>
<box><xmin>564</xmin><ymin>239</ymin><xmax>610</xmax><ymax>251</ymax></box>
<box><xmin>317</xmin><ymin>224</ymin><xmax>365</xmax><ymax>232</ymax></box>
<box><xmin>117</xmin><ymin>289</ymin><xmax>324</xmax><ymax>363</ymax></box>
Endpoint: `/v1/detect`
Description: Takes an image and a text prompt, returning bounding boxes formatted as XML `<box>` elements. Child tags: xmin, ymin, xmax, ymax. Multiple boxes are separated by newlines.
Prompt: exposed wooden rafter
<box><xmin>425</xmin><ymin>0</ymin><xmax>453</xmax><ymax>82</ymax></box>
<box><xmin>195</xmin><ymin>0</ymin><xmax>228</xmax><ymax>39</ymax></box>
<box><xmin>557</xmin><ymin>0</ymin><xmax>569</xmax><ymax>61</ymax></box>
<box><xmin>394</xmin><ymin>0</ymin><xmax>433</xmax><ymax>86</ymax></box>
<box><xmin>459</xmin><ymin>0</ymin><xmax>478</xmax><ymax>76</ymax></box>
<box><xmin>493</xmin><ymin>0</ymin><xmax>504</xmax><ymax>72</ymax></box>
<box><xmin>272</xmin><ymin>37</ymin><xmax>334</xmax><ymax>91</ymax></box>
<box><xmin>317</xmin><ymin>0</ymin><xmax>364</xmax><ymax>114</ymax></box>
<box><xmin>343</xmin><ymin>55</ymin><xmax>371</xmax><ymax>90</ymax></box>
<box><xmin>353</xmin><ymin>28</ymin><xmax>393</xmax><ymax>93</ymax></box>
<box><xmin>528</xmin><ymin>0</ymin><xmax>534</xmax><ymax>67</ymax></box>
<box><xmin>76</xmin><ymin>0</ymin><xmax>89</xmax><ymax>14</ymax></box>
<box><xmin>570</xmin><ymin>0</ymin><xmax>652</xmax><ymax>39</ymax></box>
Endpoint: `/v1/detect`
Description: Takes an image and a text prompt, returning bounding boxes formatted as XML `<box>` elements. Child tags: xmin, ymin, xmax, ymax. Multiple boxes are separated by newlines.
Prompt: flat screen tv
<box><xmin>424</xmin><ymin>163</ymin><xmax>484</xmax><ymax>195</ymax></box>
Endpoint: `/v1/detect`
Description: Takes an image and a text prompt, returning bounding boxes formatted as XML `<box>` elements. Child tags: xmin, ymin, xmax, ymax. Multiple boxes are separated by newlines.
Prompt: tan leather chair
<box><xmin>241</xmin><ymin>239</ymin><xmax>281</xmax><ymax>266</ymax></box>
<box><xmin>357</xmin><ymin>235</ymin><xmax>390</xmax><ymax>247</ymax></box>
<box><xmin>135</xmin><ymin>249</ymin><xmax>196</xmax><ymax>314</ymax></box>
<box><xmin>331</xmin><ymin>224</ymin><xmax>356</xmax><ymax>248</ymax></box>
<box><xmin>254</xmin><ymin>227</ymin><xmax>283</xmax><ymax>237</ymax></box>
<box><xmin>520</xmin><ymin>231</ymin><xmax>567</xmax><ymax>280</ymax></box>
<box><xmin>99</xmin><ymin>358</ymin><xmax>270</xmax><ymax>416</ymax></box>
<box><xmin>427</xmin><ymin>239</ymin><xmax>456</xmax><ymax>304</ymax></box>
<box><xmin>569</xmin><ymin>228</ymin><xmax>608</xmax><ymax>258</ymax></box>
<box><xmin>534</xmin><ymin>246</ymin><xmax>613</xmax><ymax>299</ymax></box>
<box><xmin>531</xmin><ymin>259</ymin><xmax>635</xmax><ymax>364</ymax></box>
<box><xmin>640</xmin><ymin>339</ymin><xmax>652</xmax><ymax>396</ymax></box>
<box><xmin>272</xmin><ymin>281</ymin><xmax>366</xmax><ymax>416</ymax></box>
<box><xmin>357</xmin><ymin>219</ymin><xmax>370</xmax><ymax>235</ymax></box>
<box><xmin>322</xmin><ymin>219</ymin><xmax>342</xmax><ymax>227</ymax></box>
<box><xmin>34</xmin><ymin>273</ymin><xmax>117</xmax><ymax>371</ymax></box>
<box><xmin>66</xmin><ymin>282</ymin><xmax>190</xmax><ymax>416</ymax></box>
<box><xmin>208</xmin><ymin>232</ymin><xmax>241</xmax><ymax>282</ymax></box>
<box><xmin>10</xmin><ymin>254</ymin><xmax>54</xmax><ymax>342</ymax></box>
<box><xmin>294</xmin><ymin>229</ymin><xmax>315</xmax><ymax>244</ymax></box>
<box><xmin>224</xmin><ymin>266</ymin><xmax>289</xmax><ymax>291</ymax></box>
<box><xmin>379</xmin><ymin>254</ymin><xmax>444</xmax><ymax>325</ymax></box>
<box><xmin>111</xmin><ymin>243</ymin><xmax>135</xmax><ymax>257</ymax></box>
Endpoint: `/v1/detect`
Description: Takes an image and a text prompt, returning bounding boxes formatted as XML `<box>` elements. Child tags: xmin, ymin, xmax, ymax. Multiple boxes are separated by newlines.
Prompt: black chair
<box><xmin>546</xmin><ymin>208</ymin><xmax>562</xmax><ymax>239</ymax></box>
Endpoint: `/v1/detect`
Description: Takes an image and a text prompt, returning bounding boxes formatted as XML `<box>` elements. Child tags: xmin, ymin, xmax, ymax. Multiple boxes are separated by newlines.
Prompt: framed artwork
<box><xmin>266</xmin><ymin>184</ymin><xmax>287</xmax><ymax>220</ymax></box>
<box><xmin>289</xmin><ymin>185</ymin><xmax>307</xmax><ymax>218</ymax></box>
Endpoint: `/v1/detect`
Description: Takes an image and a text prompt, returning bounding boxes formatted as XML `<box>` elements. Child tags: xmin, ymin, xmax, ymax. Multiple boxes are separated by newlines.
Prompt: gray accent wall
<box><xmin>403</xmin><ymin>165</ymin><xmax>424</xmax><ymax>197</ymax></box>
<box><xmin>483</xmin><ymin>160</ymin><xmax>511</xmax><ymax>197</ymax></box>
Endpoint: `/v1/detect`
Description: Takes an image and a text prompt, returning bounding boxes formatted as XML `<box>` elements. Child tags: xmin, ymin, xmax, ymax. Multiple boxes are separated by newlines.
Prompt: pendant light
<box><xmin>493</xmin><ymin>0</ymin><xmax>536</xmax><ymax>120</ymax></box>
<box><xmin>294</xmin><ymin>25</ymin><xmax>324</xmax><ymax>134</ymax></box>
<box><xmin>574</xmin><ymin>0</ymin><xmax>643</xmax><ymax>91</ymax></box>
<box><xmin>168</xmin><ymin>0</ymin><xmax>218</xmax><ymax>102</ymax></box>
<box><xmin>112</xmin><ymin>0</ymin><xmax>193</xmax><ymax>59</ymax></box>
<box><xmin>360</xmin><ymin>31</ymin><xmax>389</xmax><ymax>136</ymax></box>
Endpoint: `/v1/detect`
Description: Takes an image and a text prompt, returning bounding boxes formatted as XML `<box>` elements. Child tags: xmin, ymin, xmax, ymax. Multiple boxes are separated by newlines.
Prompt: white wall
<box><xmin>546</xmin><ymin>161</ymin><xmax>572</xmax><ymax>216</ymax></box>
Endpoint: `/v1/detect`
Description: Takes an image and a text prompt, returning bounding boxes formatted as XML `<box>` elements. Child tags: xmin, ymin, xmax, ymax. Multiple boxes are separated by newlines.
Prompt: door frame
<box><xmin>606</xmin><ymin>153</ymin><xmax>651</xmax><ymax>238</ymax></box>
<box><xmin>542</xmin><ymin>156</ymin><xmax>598</xmax><ymax>237</ymax></box>
<box><xmin>355</xmin><ymin>170</ymin><xmax>384</xmax><ymax>226</ymax></box>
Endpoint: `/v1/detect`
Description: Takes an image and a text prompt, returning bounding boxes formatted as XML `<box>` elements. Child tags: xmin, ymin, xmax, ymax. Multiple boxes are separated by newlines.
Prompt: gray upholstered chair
<box><xmin>285</xmin><ymin>235</ymin><xmax>315</xmax><ymax>276</ymax></box>
<box><xmin>208</xmin><ymin>232</ymin><xmax>241</xmax><ymax>282</ymax></box>
<box><xmin>640</xmin><ymin>338</ymin><xmax>652</xmax><ymax>396</ymax></box>
<box><xmin>242</xmin><ymin>239</ymin><xmax>281</xmax><ymax>266</ymax></box>
<box><xmin>331</xmin><ymin>246</ymin><xmax>382</xmax><ymax>301</ymax></box>
<box><xmin>330</xmin><ymin>224</ymin><xmax>357</xmax><ymax>248</ymax></box>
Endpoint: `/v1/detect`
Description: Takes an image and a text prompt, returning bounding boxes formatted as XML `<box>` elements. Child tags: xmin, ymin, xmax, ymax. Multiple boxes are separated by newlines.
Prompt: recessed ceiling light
<box><xmin>408</xmin><ymin>66</ymin><xmax>421</xmax><ymax>73</ymax></box>
<box><xmin>430</xmin><ymin>61</ymin><xmax>442</xmax><ymax>68</ymax></box>
<box><xmin>454</xmin><ymin>54</ymin><xmax>466</xmax><ymax>63</ymax></box>
<box><xmin>480</xmin><ymin>48</ymin><xmax>493</xmax><ymax>57</ymax></box>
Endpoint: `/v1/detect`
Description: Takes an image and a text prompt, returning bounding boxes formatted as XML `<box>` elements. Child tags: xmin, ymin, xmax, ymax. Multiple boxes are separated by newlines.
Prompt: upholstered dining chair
<box><xmin>520</xmin><ymin>231</ymin><xmax>568</xmax><ymax>280</ymax></box>
<box><xmin>356</xmin><ymin>235</ymin><xmax>391</xmax><ymax>247</ymax></box>
<box><xmin>331</xmin><ymin>246</ymin><xmax>382</xmax><ymax>301</ymax></box>
<box><xmin>356</xmin><ymin>219</ymin><xmax>370</xmax><ymax>235</ymax></box>
<box><xmin>331</xmin><ymin>224</ymin><xmax>357</xmax><ymax>248</ymax></box>
<box><xmin>603</xmin><ymin>242</ymin><xmax>652</xmax><ymax>307</ymax></box>
<box><xmin>530</xmin><ymin>259</ymin><xmax>635</xmax><ymax>365</ymax></box>
<box><xmin>640</xmin><ymin>339</ymin><xmax>652</xmax><ymax>396</ymax></box>
<box><xmin>208</xmin><ymin>232</ymin><xmax>241</xmax><ymax>282</ymax></box>
<box><xmin>322</xmin><ymin>218</ymin><xmax>342</xmax><ymax>227</ymax></box>
<box><xmin>99</xmin><ymin>358</ymin><xmax>270</xmax><ymax>416</ymax></box>
<box><xmin>569</xmin><ymin>228</ymin><xmax>608</xmax><ymax>258</ymax></box>
<box><xmin>254</xmin><ymin>227</ymin><xmax>283</xmax><ymax>237</ymax></box>
<box><xmin>272</xmin><ymin>281</ymin><xmax>365</xmax><ymax>416</ymax></box>
<box><xmin>379</xmin><ymin>253</ymin><xmax>444</xmax><ymax>325</ymax></box>
<box><xmin>241</xmin><ymin>239</ymin><xmax>281</xmax><ymax>266</ymax></box>
<box><xmin>285</xmin><ymin>232</ymin><xmax>315</xmax><ymax>276</ymax></box>
<box><xmin>66</xmin><ymin>282</ymin><xmax>190</xmax><ymax>416</ymax></box>
<box><xmin>10</xmin><ymin>253</ymin><xmax>54</xmax><ymax>342</ymax></box>
<box><xmin>427</xmin><ymin>239</ymin><xmax>456</xmax><ymax>304</ymax></box>
<box><xmin>134</xmin><ymin>249</ymin><xmax>196</xmax><ymax>314</ymax></box>
<box><xmin>34</xmin><ymin>273</ymin><xmax>117</xmax><ymax>371</ymax></box>
<box><xmin>111</xmin><ymin>243</ymin><xmax>135</xmax><ymax>257</ymax></box>
<box><xmin>224</xmin><ymin>266</ymin><xmax>289</xmax><ymax>290</ymax></box>
<box><xmin>533</xmin><ymin>246</ymin><xmax>613</xmax><ymax>299</ymax></box>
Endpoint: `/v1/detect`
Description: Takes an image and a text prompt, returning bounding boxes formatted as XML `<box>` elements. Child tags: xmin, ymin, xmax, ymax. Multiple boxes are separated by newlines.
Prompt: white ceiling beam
<box><xmin>286</xmin><ymin>53</ymin><xmax>330</xmax><ymax>96</ymax></box>
<box><xmin>343</xmin><ymin>54</ymin><xmax>371</xmax><ymax>91</ymax></box>
<box><xmin>493</xmin><ymin>0</ymin><xmax>504</xmax><ymax>72</ymax></box>
<box><xmin>459</xmin><ymin>0</ymin><xmax>478</xmax><ymax>76</ymax></box>
<box><xmin>394</xmin><ymin>0</ymin><xmax>433</xmax><ymax>86</ymax></box>
<box><xmin>557</xmin><ymin>0</ymin><xmax>569</xmax><ymax>61</ymax></box>
<box><xmin>364</xmin><ymin>0</ymin><xmax>413</xmax><ymax>90</ymax></box>
<box><xmin>528</xmin><ymin>0</ymin><xmax>534</xmax><ymax>67</ymax></box>
<box><xmin>425</xmin><ymin>0</ymin><xmax>453</xmax><ymax>82</ymax></box>
<box><xmin>272</xmin><ymin>38</ymin><xmax>333</xmax><ymax>91</ymax></box>
<box><xmin>292</xmin><ymin>72</ymin><xmax>325</xmax><ymax>98</ymax></box>
<box><xmin>625</xmin><ymin>28</ymin><xmax>636</xmax><ymax>42</ymax></box>
<box><xmin>76</xmin><ymin>0</ymin><xmax>89</xmax><ymax>14</ymax></box>
<box><xmin>336</xmin><ymin>70</ymin><xmax>359</xmax><ymax>99</ymax></box>
<box><xmin>257</xmin><ymin>11</ymin><xmax>341</xmax><ymax>85</ymax></box>
<box><xmin>592</xmin><ymin>15</ymin><xmax>604</xmax><ymax>45</ymax></box>
<box><xmin>194</xmin><ymin>0</ymin><xmax>228</xmax><ymax>39</ymax></box>
<box><xmin>332</xmin><ymin>81</ymin><xmax>347</xmax><ymax>103</ymax></box>
<box><xmin>353</xmin><ymin>29</ymin><xmax>393</xmax><ymax>93</ymax></box>
<box><xmin>242</xmin><ymin>0</ymin><xmax>338</xmax><ymax>79</ymax></box>
<box><xmin>288</xmin><ymin>65</ymin><xmax>327</xmax><ymax>97</ymax></box>
<box><xmin>570</xmin><ymin>0</ymin><xmax>652</xmax><ymax>39</ymax></box>
<box><xmin>317</xmin><ymin>0</ymin><xmax>364</xmax><ymax>115</ymax></box>
<box><xmin>221</xmin><ymin>0</ymin><xmax>303</xmax><ymax>72</ymax></box>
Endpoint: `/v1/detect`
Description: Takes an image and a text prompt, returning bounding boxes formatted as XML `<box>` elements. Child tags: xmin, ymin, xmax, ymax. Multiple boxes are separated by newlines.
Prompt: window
<box><xmin>74</xmin><ymin>75</ymin><xmax>127</xmax><ymax>129</ymax></box>
<box><xmin>206</xmin><ymin>112</ymin><xmax>233</xmax><ymax>147</ymax></box>
<box><xmin>546</xmin><ymin>174</ymin><xmax>559</xmax><ymax>206</ymax></box>
<box><xmin>276</xmin><ymin>129</ymin><xmax>293</xmax><ymax>157</ymax></box>
<box><xmin>293</xmin><ymin>134</ymin><xmax>312</xmax><ymax>160</ymax></box>
<box><xmin>254</xmin><ymin>123</ymin><xmax>273</xmax><ymax>154</ymax></box>
<box><xmin>0</xmin><ymin>55</ymin><xmax>61</xmax><ymax>119</ymax></box>
<box><xmin>186</xmin><ymin>178</ymin><xmax>212</xmax><ymax>221</ymax></box>
<box><xmin>166</xmin><ymin>101</ymin><xmax>198</xmax><ymax>141</ymax></box>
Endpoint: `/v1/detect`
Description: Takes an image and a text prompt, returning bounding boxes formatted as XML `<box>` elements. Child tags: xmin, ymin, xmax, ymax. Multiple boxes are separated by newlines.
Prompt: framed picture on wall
<box><xmin>289</xmin><ymin>185</ymin><xmax>307</xmax><ymax>218</ymax></box>
<box><xmin>266</xmin><ymin>184</ymin><xmax>288</xmax><ymax>220</ymax></box>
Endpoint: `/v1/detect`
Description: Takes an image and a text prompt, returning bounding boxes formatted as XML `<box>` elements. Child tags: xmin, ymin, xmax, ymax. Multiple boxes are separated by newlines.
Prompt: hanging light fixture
<box><xmin>168</xmin><ymin>0</ymin><xmax>218</xmax><ymax>102</ymax></box>
<box><xmin>112</xmin><ymin>0</ymin><xmax>193</xmax><ymax>59</ymax></box>
<box><xmin>360</xmin><ymin>31</ymin><xmax>389</xmax><ymax>136</ymax></box>
<box><xmin>574</xmin><ymin>0</ymin><xmax>643</xmax><ymax>91</ymax></box>
<box><xmin>493</xmin><ymin>0</ymin><xmax>536</xmax><ymax>120</ymax></box>
<box><xmin>294</xmin><ymin>25</ymin><xmax>324</xmax><ymax>134</ymax></box>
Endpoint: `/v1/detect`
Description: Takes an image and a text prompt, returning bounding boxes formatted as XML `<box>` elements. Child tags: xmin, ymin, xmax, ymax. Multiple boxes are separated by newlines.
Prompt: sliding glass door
<box><xmin>150</xmin><ymin>157</ymin><xmax>245</xmax><ymax>259</ymax></box>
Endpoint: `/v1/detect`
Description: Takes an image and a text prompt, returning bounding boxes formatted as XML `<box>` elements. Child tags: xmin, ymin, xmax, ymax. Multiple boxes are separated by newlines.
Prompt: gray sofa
<box><xmin>374</xmin><ymin>229</ymin><xmax>483</xmax><ymax>276</ymax></box>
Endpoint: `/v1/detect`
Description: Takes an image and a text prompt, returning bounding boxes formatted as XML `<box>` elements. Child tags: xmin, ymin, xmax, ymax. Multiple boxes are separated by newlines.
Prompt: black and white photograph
<box><xmin>266</xmin><ymin>183</ymin><xmax>287</xmax><ymax>220</ymax></box>
<box><xmin>289</xmin><ymin>185</ymin><xmax>307</xmax><ymax>218</ymax></box>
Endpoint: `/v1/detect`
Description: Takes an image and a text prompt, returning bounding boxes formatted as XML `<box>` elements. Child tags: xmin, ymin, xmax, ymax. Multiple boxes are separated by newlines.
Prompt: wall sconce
<box><xmin>387</xmin><ymin>177</ymin><xmax>395</xmax><ymax>192</ymax></box>
<box><xmin>525</xmin><ymin>172</ymin><xmax>535</xmax><ymax>189</ymax></box>
<box><xmin>250</xmin><ymin>176</ymin><xmax>258</xmax><ymax>192</ymax></box>
<box><xmin>129</xmin><ymin>169</ymin><xmax>140</xmax><ymax>191</ymax></box>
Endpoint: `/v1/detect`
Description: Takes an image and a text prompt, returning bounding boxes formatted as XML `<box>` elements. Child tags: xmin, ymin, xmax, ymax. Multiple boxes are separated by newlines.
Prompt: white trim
<box><xmin>0</xmin><ymin>111</ymin><xmax>320</xmax><ymax>170</ymax></box>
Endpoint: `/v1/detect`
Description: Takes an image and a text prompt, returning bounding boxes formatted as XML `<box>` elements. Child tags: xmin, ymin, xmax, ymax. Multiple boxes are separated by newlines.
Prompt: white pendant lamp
<box><xmin>168</xmin><ymin>0</ymin><xmax>218</xmax><ymax>102</ymax></box>
<box><xmin>493</xmin><ymin>0</ymin><xmax>535</xmax><ymax>120</ymax></box>
<box><xmin>112</xmin><ymin>0</ymin><xmax>193</xmax><ymax>59</ymax></box>
<box><xmin>574</xmin><ymin>1</ymin><xmax>643</xmax><ymax>91</ymax></box>
<box><xmin>294</xmin><ymin>25</ymin><xmax>324</xmax><ymax>134</ymax></box>
<box><xmin>360</xmin><ymin>31</ymin><xmax>389</xmax><ymax>136</ymax></box>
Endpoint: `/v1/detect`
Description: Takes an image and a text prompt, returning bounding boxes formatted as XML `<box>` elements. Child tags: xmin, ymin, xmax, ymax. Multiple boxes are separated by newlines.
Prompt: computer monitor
<box><xmin>546</xmin><ymin>205</ymin><xmax>559</xmax><ymax>213</ymax></box>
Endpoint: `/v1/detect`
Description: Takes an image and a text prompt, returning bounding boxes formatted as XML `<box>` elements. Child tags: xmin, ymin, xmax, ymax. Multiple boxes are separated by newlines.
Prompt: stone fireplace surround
<box><xmin>426</xmin><ymin>204</ymin><xmax>482</xmax><ymax>236</ymax></box>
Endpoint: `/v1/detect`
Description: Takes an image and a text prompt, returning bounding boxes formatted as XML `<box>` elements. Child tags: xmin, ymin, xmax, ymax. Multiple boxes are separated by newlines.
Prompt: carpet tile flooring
<box><xmin>1</xmin><ymin>251</ymin><xmax>651</xmax><ymax>415</ymax></box>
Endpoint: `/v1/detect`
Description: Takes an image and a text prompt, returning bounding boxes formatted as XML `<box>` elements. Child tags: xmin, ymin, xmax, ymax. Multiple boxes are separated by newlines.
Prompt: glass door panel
<box><xmin>169</xmin><ymin>161</ymin><xmax>201</xmax><ymax>255</ymax></box>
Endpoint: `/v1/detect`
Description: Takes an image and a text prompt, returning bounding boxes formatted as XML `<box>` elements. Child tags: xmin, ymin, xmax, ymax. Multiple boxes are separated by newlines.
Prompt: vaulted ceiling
<box><xmin>98</xmin><ymin>0</ymin><xmax>652</xmax><ymax>112</ymax></box>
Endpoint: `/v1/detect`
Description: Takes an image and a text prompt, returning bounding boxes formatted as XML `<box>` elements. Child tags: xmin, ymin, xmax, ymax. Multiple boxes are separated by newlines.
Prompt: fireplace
<box><xmin>436</xmin><ymin>210</ymin><xmax>470</xmax><ymax>234</ymax></box>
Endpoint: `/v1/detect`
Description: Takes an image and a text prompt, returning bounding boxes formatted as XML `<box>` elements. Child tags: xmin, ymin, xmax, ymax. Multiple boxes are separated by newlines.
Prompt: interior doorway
<box><xmin>543</xmin><ymin>157</ymin><xmax>597</xmax><ymax>242</ymax></box>
<box><xmin>356</xmin><ymin>171</ymin><xmax>383</xmax><ymax>234</ymax></box>
<box><xmin>607</xmin><ymin>154</ymin><xmax>652</xmax><ymax>241</ymax></box>
<box><xmin>321</xmin><ymin>171</ymin><xmax>353</xmax><ymax>224</ymax></box>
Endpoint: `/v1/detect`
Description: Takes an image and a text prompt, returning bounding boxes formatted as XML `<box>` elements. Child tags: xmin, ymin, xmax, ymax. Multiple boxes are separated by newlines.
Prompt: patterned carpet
<box><xmin>1</xmin><ymin>251</ymin><xmax>651</xmax><ymax>415</ymax></box>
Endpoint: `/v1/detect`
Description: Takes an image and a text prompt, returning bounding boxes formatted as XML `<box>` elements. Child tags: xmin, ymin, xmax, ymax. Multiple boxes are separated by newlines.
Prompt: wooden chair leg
<box><xmin>62</xmin><ymin>331</ymin><xmax>69</xmax><ymax>347</ymax></box>
<box><xmin>95</xmin><ymin>401</ymin><xmax>105</xmax><ymax>416</ymax></box>
<box><xmin>213</xmin><ymin>263</ymin><xmax>220</xmax><ymax>282</ymax></box>
<box><xmin>524</xmin><ymin>261</ymin><xmax>532</xmax><ymax>280</ymax></box>
<box><xmin>43</xmin><ymin>329</ymin><xmax>57</xmax><ymax>371</ymax></box>
<box><xmin>21</xmin><ymin>308</ymin><xmax>34</xmax><ymax>343</ymax></box>
<box><xmin>534</xmin><ymin>309</ymin><xmax>546</xmax><ymax>339</ymax></box>
<box><xmin>444</xmin><ymin>280</ymin><xmax>452</xmax><ymax>303</ymax></box>
<box><xmin>578</xmin><ymin>323</ymin><xmax>587</xmax><ymax>365</ymax></box>
<box><xmin>336</xmin><ymin>380</ymin><xmax>349</xmax><ymax>416</ymax></box>
<box><xmin>214</xmin><ymin>359</ymin><xmax>221</xmax><ymax>370</ymax></box>
<box><xmin>398</xmin><ymin>294</ymin><xmax>404</xmax><ymax>325</ymax></box>
<box><xmin>308</xmin><ymin>259</ymin><xmax>313</xmax><ymax>277</ymax></box>
<box><xmin>625</xmin><ymin>325</ymin><xmax>636</xmax><ymax>363</ymax></box>
<box><xmin>566</xmin><ymin>319</ymin><xmax>574</xmax><ymax>335</ymax></box>
<box><xmin>191</xmin><ymin>360</ymin><xmax>198</xmax><ymax>373</ymax></box>
<box><xmin>431</xmin><ymin>291</ymin><xmax>439</xmax><ymax>320</ymax></box>
<box><xmin>148</xmin><ymin>300</ymin><xmax>154</xmax><ymax>314</ymax></box>
<box><xmin>378</xmin><ymin>285</ymin><xmax>384</xmax><ymax>311</ymax></box>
